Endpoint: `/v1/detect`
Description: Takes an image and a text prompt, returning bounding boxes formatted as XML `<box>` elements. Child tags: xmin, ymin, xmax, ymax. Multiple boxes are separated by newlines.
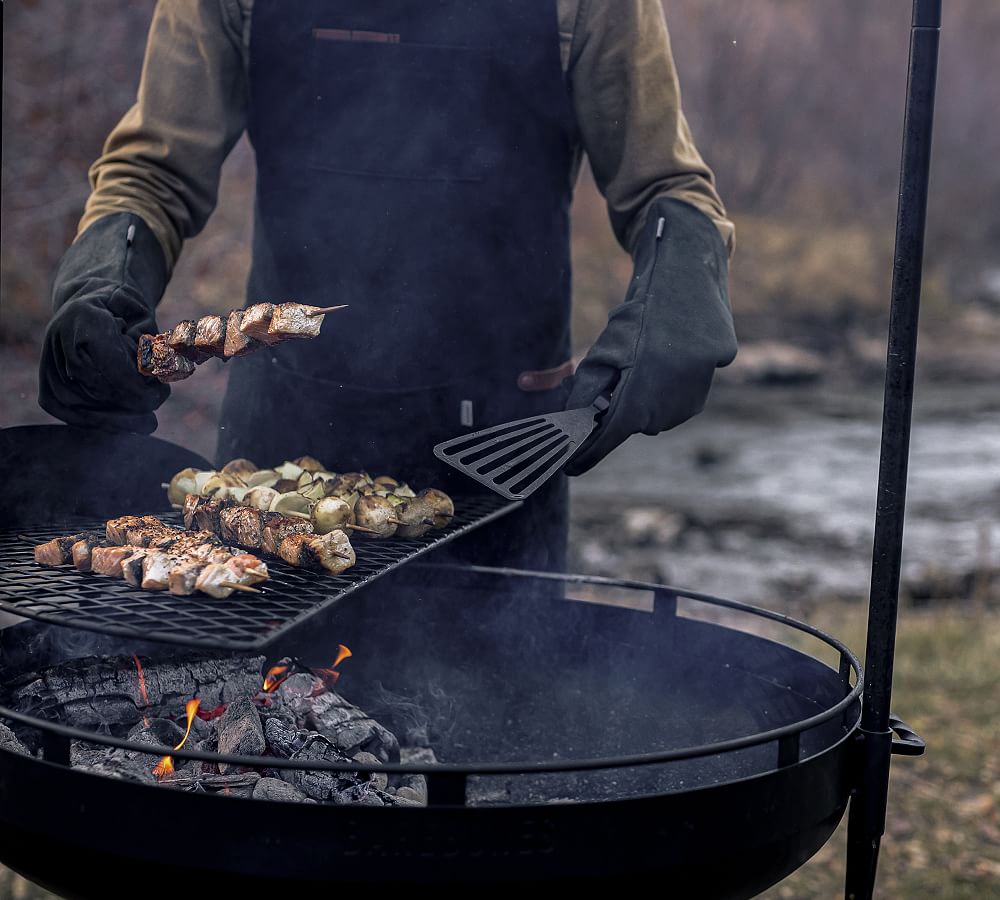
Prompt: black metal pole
<box><xmin>845</xmin><ymin>1</ymin><xmax>941</xmax><ymax>898</ymax></box>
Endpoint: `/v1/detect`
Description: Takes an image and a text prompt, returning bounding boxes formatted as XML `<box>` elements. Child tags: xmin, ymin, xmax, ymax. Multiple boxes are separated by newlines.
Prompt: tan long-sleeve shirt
<box><xmin>80</xmin><ymin>0</ymin><xmax>734</xmax><ymax>273</ymax></box>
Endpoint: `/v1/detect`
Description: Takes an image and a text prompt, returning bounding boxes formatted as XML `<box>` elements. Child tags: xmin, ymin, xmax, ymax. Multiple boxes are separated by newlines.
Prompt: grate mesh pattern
<box><xmin>0</xmin><ymin>495</ymin><xmax>518</xmax><ymax>651</ymax></box>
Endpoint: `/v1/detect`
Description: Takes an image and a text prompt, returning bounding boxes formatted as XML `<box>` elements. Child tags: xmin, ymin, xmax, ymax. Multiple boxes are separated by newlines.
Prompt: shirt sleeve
<box><xmin>567</xmin><ymin>0</ymin><xmax>735</xmax><ymax>257</ymax></box>
<box><xmin>78</xmin><ymin>0</ymin><xmax>249</xmax><ymax>272</ymax></box>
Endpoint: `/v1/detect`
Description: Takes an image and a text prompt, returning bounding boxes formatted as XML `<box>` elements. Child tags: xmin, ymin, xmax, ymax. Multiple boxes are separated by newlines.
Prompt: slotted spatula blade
<box><xmin>433</xmin><ymin>396</ymin><xmax>610</xmax><ymax>500</ymax></box>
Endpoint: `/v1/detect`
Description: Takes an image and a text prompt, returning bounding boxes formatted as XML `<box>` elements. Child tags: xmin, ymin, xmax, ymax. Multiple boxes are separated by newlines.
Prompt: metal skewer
<box><xmin>304</xmin><ymin>304</ymin><xmax>349</xmax><ymax>317</ymax></box>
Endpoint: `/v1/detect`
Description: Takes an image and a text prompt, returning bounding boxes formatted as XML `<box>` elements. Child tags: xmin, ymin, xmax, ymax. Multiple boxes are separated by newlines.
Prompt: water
<box><xmin>571</xmin><ymin>381</ymin><xmax>1000</xmax><ymax>604</ymax></box>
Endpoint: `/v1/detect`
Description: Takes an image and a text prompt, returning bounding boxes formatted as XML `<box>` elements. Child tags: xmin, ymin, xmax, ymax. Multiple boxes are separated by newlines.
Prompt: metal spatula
<box><xmin>433</xmin><ymin>395</ymin><xmax>610</xmax><ymax>500</ymax></box>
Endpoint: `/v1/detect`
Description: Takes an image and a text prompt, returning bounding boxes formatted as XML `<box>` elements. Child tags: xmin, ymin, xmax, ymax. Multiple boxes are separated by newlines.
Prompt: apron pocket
<box><xmin>309</xmin><ymin>33</ymin><xmax>493</xmax><ymax>182</ymax></box>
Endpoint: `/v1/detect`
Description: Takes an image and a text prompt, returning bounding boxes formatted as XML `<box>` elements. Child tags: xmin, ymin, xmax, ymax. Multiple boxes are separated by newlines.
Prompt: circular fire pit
<box><xmin>0</xmin><ymin>565</ymin><xmax>862</xmax><ymax>898</ymax></box>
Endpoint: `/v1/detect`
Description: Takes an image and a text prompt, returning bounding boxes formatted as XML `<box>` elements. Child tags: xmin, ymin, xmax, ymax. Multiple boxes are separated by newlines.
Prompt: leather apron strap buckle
<box><xmin>517</xmin><ymin>359</ymin><xmax>575</xmax><ymax>392</ymax></box>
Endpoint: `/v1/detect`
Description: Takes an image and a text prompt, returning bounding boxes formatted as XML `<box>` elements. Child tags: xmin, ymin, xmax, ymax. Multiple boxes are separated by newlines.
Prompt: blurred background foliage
<box><xmin>3</xmin><ymin>0</ymin><xmax>1000</xmax><ymax>356</ymax></box>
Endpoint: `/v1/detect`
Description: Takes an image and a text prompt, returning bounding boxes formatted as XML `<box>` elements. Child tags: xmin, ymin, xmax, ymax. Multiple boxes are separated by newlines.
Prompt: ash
<box><xmin>0</xmin><ymin>653</ymin><xmax>427</xmax><ymax>806</ymax></box>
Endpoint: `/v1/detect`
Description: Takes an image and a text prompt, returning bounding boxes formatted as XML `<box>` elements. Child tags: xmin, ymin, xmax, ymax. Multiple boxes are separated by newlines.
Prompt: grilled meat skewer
<box><xmin>184</xmin><ymin>494</ymin><xmax>354</xmax><ymax>573</ymax></box>
<box><xmin>139</xmin><ymin>304</ymin><xmax>347</xmax><ymax>383</ymax></box>
<box><xmin>33</xmin><ymin>532</ymin><xmax>102</xmax><ymax>567</ymax></box>
<box><xmin>277</xmin><ymin>531</ymin><xmax>355</xmax><ymax>575</ymax></box>
<box><xmin>36</xmin><ymin>515</ymin><xmax>270</xmax><ymax>598</ymax></box>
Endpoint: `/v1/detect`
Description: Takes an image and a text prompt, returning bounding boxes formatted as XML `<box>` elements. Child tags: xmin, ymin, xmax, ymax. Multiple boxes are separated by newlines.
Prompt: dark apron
<box><xmin>219</xmin><ymin>0</ymin><xmax>576</xmax><ymax>572</ymax></box>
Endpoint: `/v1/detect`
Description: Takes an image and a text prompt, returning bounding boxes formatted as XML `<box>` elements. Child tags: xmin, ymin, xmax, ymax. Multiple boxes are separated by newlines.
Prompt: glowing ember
<box><xmin>132</xmin><ymin>655</ymin><xmax>151</xmax><ymax>727</ymax></box>
<box><xmin>153</xmin><ymin>698</ymin><xmax>202</xmax><ymax>779</ymax></box>
<box><xmin>262</xmin><ymin>663</ymin><xmax>290</xmax><ymax>693</ymax></box>
<box><xmin>196</xmin><ymin>703</ymin><xmax>228</xmax><ymax>721</ymax></box>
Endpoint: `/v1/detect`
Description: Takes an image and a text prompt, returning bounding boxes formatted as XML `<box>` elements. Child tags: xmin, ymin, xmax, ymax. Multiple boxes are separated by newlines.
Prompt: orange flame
<box><xmin>311</xmin><ymin>644</ymin><xmax>352</xmax><ymax>691</ymax></box>
<box><xmin>262</xmin><ymin>664</ymin><xmax>290</xmax><ymax>693</ymax></box>
<box><xmin>132</xmin><ymin>655</ymin><xmax>151</xmax><ymax>728</ymax></box>
<box><xmin>153</xmin><ymin>698</ymin><xmax>201</xmax><ymax>780</ymax></box>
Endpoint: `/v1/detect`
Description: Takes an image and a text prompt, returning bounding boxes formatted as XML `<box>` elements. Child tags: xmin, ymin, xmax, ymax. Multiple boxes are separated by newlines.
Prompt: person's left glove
<box><xmin>564</xmin><ymin>197</ymin><xmax>737</xmax><ymax>476</ymax></box>
<box><xmin>38</xmin><ymin>212</ymin><xmax>170</xmax><ymax>434</ymax></box>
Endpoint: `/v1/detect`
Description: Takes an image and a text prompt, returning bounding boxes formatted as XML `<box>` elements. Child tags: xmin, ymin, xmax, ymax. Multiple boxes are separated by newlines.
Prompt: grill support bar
<box><xmin>845</xmin><ymin>2</ymin><xmax>941</xmax><ymax>897</ymax></box>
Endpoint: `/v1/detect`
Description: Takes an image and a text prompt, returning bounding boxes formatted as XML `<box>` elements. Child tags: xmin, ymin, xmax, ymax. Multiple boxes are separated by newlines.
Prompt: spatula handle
<box><xmin>591</xmin><ymin>393</ymin><xmax>612</xmax><ymax>415</ymax></box>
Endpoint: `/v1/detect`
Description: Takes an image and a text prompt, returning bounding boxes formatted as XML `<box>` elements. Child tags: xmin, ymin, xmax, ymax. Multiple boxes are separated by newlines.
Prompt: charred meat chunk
<box><xmin>219</xmin><ymin>506</ymin><xmax>264</xmax><ymax>549</ymax></box>
<box><xmin>137</xmin><ymin>334</ymin><xmax>195</xmax><ymax>382</ymax></box>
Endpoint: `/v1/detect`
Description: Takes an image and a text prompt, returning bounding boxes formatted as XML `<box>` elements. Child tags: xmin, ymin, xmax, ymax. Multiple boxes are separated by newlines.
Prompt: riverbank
<box><xmin>569</xmin><ymin>380</ymin><xmax>1000</xmax><ymax>611</ymax></box>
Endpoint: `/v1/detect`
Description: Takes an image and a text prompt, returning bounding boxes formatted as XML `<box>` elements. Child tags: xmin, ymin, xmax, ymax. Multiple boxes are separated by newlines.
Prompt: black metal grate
<box><xmin>0</xmin><ymin>495</ymin><xmax>519</xmax><ymax>651</ymax></box>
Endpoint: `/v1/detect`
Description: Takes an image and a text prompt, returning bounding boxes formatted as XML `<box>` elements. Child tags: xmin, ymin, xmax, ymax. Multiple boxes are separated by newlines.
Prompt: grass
<box><xmin>2</xmin><ymin>601</ymin><xmax>997</xmax><ymax>898</ymax></box>
<box><xmin>765</xmin><ymin>601</ymin><xmax>1000</xmax><ymax>898</ymax></box>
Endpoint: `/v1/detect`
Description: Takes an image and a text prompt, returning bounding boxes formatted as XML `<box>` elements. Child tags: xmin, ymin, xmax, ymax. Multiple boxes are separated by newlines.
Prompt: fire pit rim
<box><xmin>0</xmin><ymin>567</ymin><xmax>863</xmax><ymax>777</ymax></box>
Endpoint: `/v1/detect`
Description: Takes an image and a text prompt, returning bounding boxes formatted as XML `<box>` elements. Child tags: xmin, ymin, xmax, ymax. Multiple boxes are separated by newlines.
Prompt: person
<box><xmin>38</xmin><ymin>0</ymin><xmax>737</xmax><ymax>574</ymax></box>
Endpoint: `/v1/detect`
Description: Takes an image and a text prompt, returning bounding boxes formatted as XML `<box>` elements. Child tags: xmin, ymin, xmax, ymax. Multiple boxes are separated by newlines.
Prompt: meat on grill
<box><xmin>276</xmin><ymin>531</ymin><xmax>355</xmax><ymax>575</ymax></box>
<box><xmin>37</xmin><ymin>515</ymin><xmax>269</xmax><ymax>598</ymax></box>
<box><xmin>33</xmin><ymin>532</ymin><xmax>102</xmax><ymax>567</ymax></box>
<box><xmin>219</xmin><ymin>506</ymin><xmax>264</xmax><ymax>548</ymax></box>
<box><xmin>261</xmin><ymin>514</ymin><xmax>314</xmax><ymax>556</ymax></box>
<box><xmin>184</xmin><ymin>493</ymin><xmax>354</xmax><ymax>575</ymax></box>
<box><xmin>70</xmin><ymin>533</ymin><xmax>106</xmax><ymax>572</ymax></box>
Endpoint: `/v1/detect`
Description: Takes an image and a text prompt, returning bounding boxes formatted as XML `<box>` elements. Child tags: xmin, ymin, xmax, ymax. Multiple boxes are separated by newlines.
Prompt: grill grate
<box><xmin>0</xmin><ymin>495</ymin><xmax>518</xmax><ymax>651</ymax></box>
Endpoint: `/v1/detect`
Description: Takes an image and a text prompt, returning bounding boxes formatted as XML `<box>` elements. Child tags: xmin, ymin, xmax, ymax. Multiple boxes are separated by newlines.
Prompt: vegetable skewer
<box><xmin>166</xmin><ymin>456</ymin><xmax>454</xmax><ymax>542</ymax></box>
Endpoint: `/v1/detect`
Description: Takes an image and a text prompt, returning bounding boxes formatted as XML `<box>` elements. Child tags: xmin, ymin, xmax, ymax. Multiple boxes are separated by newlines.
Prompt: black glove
<box><xmin>564</xmin><ymin>197</ymin><xmax>737</xmax><ymax>476</ymax></box>
<box><xmin>38</xmin><ymin>212</ymin><xmax>169</xmax><ymax>434</ymax></box>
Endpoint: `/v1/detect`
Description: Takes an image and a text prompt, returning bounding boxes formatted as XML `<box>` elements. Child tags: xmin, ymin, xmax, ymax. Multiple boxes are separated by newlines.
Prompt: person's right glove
<box><xmin>564</xmin><ymin>197</ymin><xmax>737</xmax><ymax>476</ymax></box>
<box><xmin>38</xmin><ymin>212</ymin><xmax>170</xmax><ymax>434</ymax></box>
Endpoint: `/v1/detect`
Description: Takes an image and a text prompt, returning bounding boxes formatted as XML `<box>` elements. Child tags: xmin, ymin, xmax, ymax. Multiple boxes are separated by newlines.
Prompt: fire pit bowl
<box><xmin>0</xmin><ymin>565</ymin><xmax>863</xmax><ymax>898</ymax></box>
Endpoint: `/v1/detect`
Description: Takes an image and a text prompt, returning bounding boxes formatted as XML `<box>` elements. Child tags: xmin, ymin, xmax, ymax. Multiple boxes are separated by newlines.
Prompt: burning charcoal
<box><xmin>352</xmin><ymin>751</ymin><xmax>388</xmax><ymax>792</ymax></box>
<box><xmin>125</xmin><ymin>718</ymin><xmax>186</xmax><ymax>768</ymax></box>
<box><xmin>163</xmin><ymin>772</ymin><xmax>261</xmax><ymax>796</ymax></box>
<box><xmin>0</xmin><ymin>721</ymin><xmax>30</xmax><ymax>756</ymax></box>
<box><xmin>187</xmin><ymin>714</ymin><xmax>211</xmax><ymax>743</ymax></box>
<box><xmin>252</xmin><ymin>777</ymin><xmax>316</xmax><ymax>804</ymax></box>
<box><xmin>276</xmin><ymin>677</ymin><xmax>399</xmax><ymax>763</ymax></box>
<box><xmin>76</xmin><ymin>749</ymin><xmax>159</xmax><ymax>784</ymax></box>
<box><xmin>395</xmin><ymin>785</ymin><xmax>426</xmax><ymax>805</ymax></box>
<box><xmin>217</xmin><ymin>697</ymin><xmax>265</xmax><ymax>772</ymax></box>
<box><xmin>395</xmin><ymin>746</ymin><xmax>435</xmax><ymax>804</ymax></box>
<box><xmin>263</xmin><ymin>716</ymin><xmax>311</xmax><ymax>757</ymax></box>
<box><xmin>264</xmin><ymin>718</ymin><xmax>361</xmax><ymax>801</ymax></box>
<box><xmin>333</xmin><ymin>784</ymin><xmax>385</xmax><ymax>807</ymax></box>
<box><xmin>4</xmin><ymin>654</ymin><xmax>265</xmax><ymax>728</ymax></box>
